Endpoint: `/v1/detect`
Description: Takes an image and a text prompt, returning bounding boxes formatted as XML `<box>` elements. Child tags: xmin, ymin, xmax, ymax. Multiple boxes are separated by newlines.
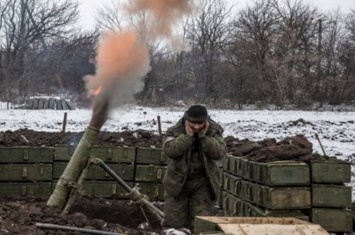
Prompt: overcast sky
<box><xmin>77</xmin><ymin>0</ymin><xmax>355</xmax><ymax>30</ymax></box>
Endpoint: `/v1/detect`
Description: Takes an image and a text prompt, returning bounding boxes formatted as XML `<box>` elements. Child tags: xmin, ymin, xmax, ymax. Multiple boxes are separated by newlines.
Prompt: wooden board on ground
<box><xmin>194</xmin><ymin>216</ymin><xmax>329</xmax><ymax>235</ymax></box>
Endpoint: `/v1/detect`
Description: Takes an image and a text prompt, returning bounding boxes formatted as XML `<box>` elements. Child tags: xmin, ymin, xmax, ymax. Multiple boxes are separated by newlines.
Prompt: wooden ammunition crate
<box><xmin>245</xmin><ymin>202</ymin><xmax>309</xmax><ymax>221</ymax></box>
<box><xmin>250</xmin><ymin>161</ymin><xmax>310</xmax><ymax>186</ymax></box>
<box><xmin>0</xmin><ymin>164</ymin><xmax>52</xmax><ymax>181</ymax></box>
<box><xmin>224</xmin><ymin>192</ymin><xmax>242</xmax><ymax>216</ymax></box>
<box><xmin>52</xmin><ymin>180</ymin><xmax>134</xmax><ymax>198</ymax></box>
<box><xmin>136</xmin><ymin>147</ymin><xmax>166</xmax><ymax>165</ymax></box>
<box><xmin>137</xmin><ymin>182</ymin><xmax>164</xmax><ymax>201</ymax></box>
<box><xmin>312</xmin><ymin>184</ymin><xmax>351</xmax><ymax>208</ymax></box>
<box><xmin>194</xmin><ymin>216</ymin><xmax>326</xmax><ymax>235</ymax></box>
<box><xmin>0</xmin><ymin>147</ymin><xmax>53</xmax><ymax>163</ymax></box>
<box><xmin>223</xmin><ymin>172</ymin><xmax>242</xmax><ymax>196</ymax></box>
<box><xmin>248</xmin><ymin>181</ymin><xmax>311</xmax><ymax>209</ymax></box>
<box><xmin>0</xmin><ymin>182</ymin><xmax>52</xmax><ymax>196</ymax></box>
<box><xmin>52</xmin><ymin>162</ymin><xmax>134</xmax><ymax>181</ymax></box>
<box><xmin>311</xmin><ymin>160</ymin><xmax>351</xmax><ymax>183</ymax></box>
<box><xmin>224</xmin><ymin>155</ymin><xmax>240</xmax><ymax>174</ymax></box>
<box><xmin>54</xmin><ymin>145</ymin><xmax>135</xmax><ymax>163</ymax></box>
<box><xmin>135</xmin><ymin>165</ymin><xmax>166</xmax><ymax>182</ymax></box>
<box><xmin>82</xmin><ymin>181</ymin><xmax>133</xmax><ymax>198</ymax></box>
<box><xmin>311</xmin><ymin>208</ymin><xmax>352</xmax><ymax>232</ymax></box>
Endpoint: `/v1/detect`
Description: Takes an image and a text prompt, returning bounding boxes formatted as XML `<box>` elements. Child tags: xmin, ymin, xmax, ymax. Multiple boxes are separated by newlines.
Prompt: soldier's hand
<box><xmin>199</xmin><ymin>120</ymin><xmax>209</xmax><ymax>137</ymax></box>
<box><xmin>185</xmin><ymin>120</ymin><xmax>194</xmax><ymax>137</ymax></box>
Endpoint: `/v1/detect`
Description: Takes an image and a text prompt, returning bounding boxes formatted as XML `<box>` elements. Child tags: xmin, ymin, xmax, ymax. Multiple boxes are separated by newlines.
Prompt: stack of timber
<box><xmin>194</xmin><ymin>216</ymin><xmax>329</xmax><ymax>235</ymax></box>
<box><xmin>0</xmin><ymin>147</ymin><xmax>53</xmax><ymax>196</ymax></box>
<box><xmin>222</xmin><ymin>154</ymin><xmax>353</xmax><ymax>234</ymax></box>
<box><xmin>53</xmin><ymin>144</ymin><xmax>135</xmax><ymax>198</ymax></box>
<box><xmin>19</xmin><ymin>98</ymin><xmax>76</xmax><ymax>110</ymax></box>
<box><xmin>134</xmin><ymin>147</ymin><xmax>167</xmax><ymax>201</ymax></box>
<box><xmin>310</xmin><ymin>159</ymin><xmax>352</xmax><ymax>233</ymax></box>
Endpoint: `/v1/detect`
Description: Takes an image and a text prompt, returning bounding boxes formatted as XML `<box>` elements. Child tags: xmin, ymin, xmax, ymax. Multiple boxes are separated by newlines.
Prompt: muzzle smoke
<box><xmin>85</xmin><ymin>0</ymin><xmax>193</xmax><ymax>130</ymax></box>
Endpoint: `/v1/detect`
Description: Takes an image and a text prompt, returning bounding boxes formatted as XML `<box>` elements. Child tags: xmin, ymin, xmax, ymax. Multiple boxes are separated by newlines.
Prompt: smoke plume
<box><xmin>85</xmin><ymin>0</ymin><xmax>193</xmax><ymax>129</ymax></box>
<box><xmin>126</xmin><ymin>0</ymin><xmax>193</xmax><ymax>38</ymax></box>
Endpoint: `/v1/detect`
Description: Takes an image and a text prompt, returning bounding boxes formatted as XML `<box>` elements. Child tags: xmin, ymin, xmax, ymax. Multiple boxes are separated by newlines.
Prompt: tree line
<box><xmin>0</xmin><ymin>0</ymin><xmax>355</xmax><ymax>109</ymax></box>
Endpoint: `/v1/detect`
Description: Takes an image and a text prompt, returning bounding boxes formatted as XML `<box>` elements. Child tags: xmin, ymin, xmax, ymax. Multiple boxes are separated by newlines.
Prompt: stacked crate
<box><xmin>134</xmin><ymin>147</ymin><xmax>167</xmax><ymax>201</ymax></box>
<box><xmin>309</xmin><ymin>159</ymin><xmax>352</xmax><ymax>233</ymax></box>
<box><xmin>0</xmin><ymin>147</ymin><xmax>53</xmax><ymax>196</ymax></box>
<box><xmin>222</xmin><ymin>154</ymin><xmax>311</xmax><ymax>221</ymax></box>
<box><xmin>53</xmin><ymin>144</ymin><xmax>135</xmax><ymax>198</ymax></box>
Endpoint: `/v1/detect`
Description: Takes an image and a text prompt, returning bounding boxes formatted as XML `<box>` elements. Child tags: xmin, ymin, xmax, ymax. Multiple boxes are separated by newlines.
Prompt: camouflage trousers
<box><xmin>161</xmin><ymin>176</ymin><xmax>215</xmax><ymax>231</ymax></box>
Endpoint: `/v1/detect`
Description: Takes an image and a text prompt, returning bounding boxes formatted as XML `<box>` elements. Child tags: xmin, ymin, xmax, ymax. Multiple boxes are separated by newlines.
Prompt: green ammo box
<box><xmin>54</xmin><ymin>145</ymin><xmax>135</xmax><ymax>163</ymax></box>
<box><xmin>224</xmin><ymin>155</ymin><xmax>239</xmax><ymax>174</ymax></box>
<box><xmin>0</xmin><ymin>182</ymin><xmax>52</xmax><ymax>196</ymax></box>
<box><xmin>239</xmin><ymin>158</ymin><xmax>251</xmax><ymax>180</ymax></box>
<box><xmin>52</xmin><ymin>162</ymin><xmax>134</xmax><ymax>181</ymax></box>
<box><xmin>311</xmin><ymin>160</ymin><xmax>351</xmax><ymax>183</ymax></box>
<box><xmin>137</xmin><ymin>182</ymin><xmax>165</xmax><ymax>201</ymax></box>
<box><xmin>136</xmin><ymin>147</ymin><xmax>166</xmax><ymax>165</ymax></box>
<box><xmin>0</xmin><ymin>164</ymin><xmax>52</xmax><ymax>181</ymax></box>
<box><xmin>54</xmin><ymin>144</ymin><xmax>76</xmax><ymax>161</ymax></box>
<box><xmin>250</xmin><ymin>161</ymin><xmax>310</xmax><ymax>186</ymax></box>
<box><xmin>52</xmin><ymin>180</ymin><xmax>134</xmax><ymax>198</ymax></box>
<box><xmin>223</xmin><ymin>172</ymin><xmax>242</xmax><ymax>195</ymax></box>
<box><xmin>312</xmin><ymin>184</ymin><xmax>352</xmax><ymax>208</ymax></box>
<box><xmin>135</xmin><ymin>165</ymin><xmax>166</xmax><ymax>182</ymax></box>
<box><xmin>248</xmin><ymin>182</ymin><xmax>311</xmax><ymax>209</ymax></box>
<box><xmin>311</xmin><ymin>208</ymin><xmax>352</xmax><ymax>232</ymax></box>
<box><xmin>0</xmin><ymin>147</ymin><xmax>53</xmax><ymax>163</ymax></box>
<box><xmin>82</xmin><ymin>181</ymin><xmax>133</xmax><ymax>198</ymax></box>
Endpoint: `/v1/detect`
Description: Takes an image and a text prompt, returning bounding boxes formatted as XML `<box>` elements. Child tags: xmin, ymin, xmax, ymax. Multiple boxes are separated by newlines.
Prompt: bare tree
<box><xmin>0</xmin><ymin>0</ymin><xmax>79</xmax><ymax>103</ymax></box>
<box><xmin>185</xmin><ymin>0</ymin><xmax>231</xmax><ymax>103</ymax></box>
<box><xmin>95</xmin><ymin>0</ymin><xmax>121</xmax><ymax>31</ymax></box>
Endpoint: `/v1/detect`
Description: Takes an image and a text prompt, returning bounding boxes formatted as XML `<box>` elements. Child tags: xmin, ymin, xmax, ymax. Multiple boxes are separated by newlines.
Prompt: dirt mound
<box><xmin>0</xmin><ymin>129</ymin><xmax>163</xmax><ymax>148</ymax></box>
<box><xmin>0</xmin><ymin>196</ymin><xmax>161</xmax><ymax>234</ymax></box>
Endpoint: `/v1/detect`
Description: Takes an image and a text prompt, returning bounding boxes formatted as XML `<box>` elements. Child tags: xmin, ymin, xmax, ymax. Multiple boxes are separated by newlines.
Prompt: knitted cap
<box><xmin>186</xmin><ymin>105</ymin><xmax>208</xmax><ymax>123</ymax></box>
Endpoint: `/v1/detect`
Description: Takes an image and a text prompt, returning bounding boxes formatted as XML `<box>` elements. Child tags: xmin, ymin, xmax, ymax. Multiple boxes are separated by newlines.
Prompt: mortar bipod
<box><xmin>90</xmin><ymin>158</ymin><xmax>164</xmax><ymax>222</ymax></box>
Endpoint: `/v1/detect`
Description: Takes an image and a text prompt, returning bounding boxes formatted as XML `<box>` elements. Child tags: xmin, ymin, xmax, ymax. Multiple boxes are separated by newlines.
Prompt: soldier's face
<box><xmin>189</xmin><ymin>121</ymin><xmax>206</xmax><ymax>133</ymax></box>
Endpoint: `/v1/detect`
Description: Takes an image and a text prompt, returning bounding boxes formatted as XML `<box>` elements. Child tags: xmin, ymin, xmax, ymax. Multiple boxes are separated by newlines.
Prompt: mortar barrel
<box><xmin>47</xmin><ymin>126</ymin><xmax>100</xmax><ymax>210</ymax></box>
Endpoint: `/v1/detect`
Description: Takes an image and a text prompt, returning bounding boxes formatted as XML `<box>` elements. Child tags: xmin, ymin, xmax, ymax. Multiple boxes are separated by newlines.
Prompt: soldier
<box><xmin>161</xmin><ymin>105</ymin><xmax>226</xmax><ymax>234</ymax></box>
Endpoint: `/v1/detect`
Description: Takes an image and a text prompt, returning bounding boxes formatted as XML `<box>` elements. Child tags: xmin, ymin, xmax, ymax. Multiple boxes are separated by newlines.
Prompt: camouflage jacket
<box><xmin>162</xmin><ymin>115</ymin><xmax>226</xmax><ymax>199</ymax></box>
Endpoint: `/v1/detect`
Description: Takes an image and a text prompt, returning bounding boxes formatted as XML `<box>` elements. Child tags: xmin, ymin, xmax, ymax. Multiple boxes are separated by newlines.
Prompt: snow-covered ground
<box><xmin>1</xmin><ymin>103</ymin><xmax>355</xmax><ymax>198</ymax></box>
<box><xmin>0</xmin><ymin>104</ymin><xmax>354</xmax><ymax>160</ymax></box>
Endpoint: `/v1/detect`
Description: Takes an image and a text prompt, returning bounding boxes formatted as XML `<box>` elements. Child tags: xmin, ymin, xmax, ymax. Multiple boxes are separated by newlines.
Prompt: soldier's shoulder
<box><xmin>208</xmin><ymin>118</ymin><xmax>224</xmax><ymax>134</ymax></box>
<box><xmin>166</xmin><ymin>119</ymin><xmax>184</xmax><ymax>136</ymax></box>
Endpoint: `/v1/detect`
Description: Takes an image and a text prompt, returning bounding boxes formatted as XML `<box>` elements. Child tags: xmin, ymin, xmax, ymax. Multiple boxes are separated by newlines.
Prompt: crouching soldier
<box><xmin>161</xmin><ymin>105</ymin><xmax>226</xmax><ymax>234</ymax></box>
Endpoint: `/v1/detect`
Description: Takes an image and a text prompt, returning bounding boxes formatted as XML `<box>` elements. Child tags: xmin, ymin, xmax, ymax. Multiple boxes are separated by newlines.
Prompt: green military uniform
<box><xmin>161</xmin><ymin>115</ymin><xmax>226</xmax><ymax>231</ymax></box>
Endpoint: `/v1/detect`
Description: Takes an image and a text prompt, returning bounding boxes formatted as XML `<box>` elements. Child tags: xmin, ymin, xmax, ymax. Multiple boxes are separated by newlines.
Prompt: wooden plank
<box><xmin>219</xmin><ymin>224</ymin><xmax>329</xmax><ymax>235</ymax></box>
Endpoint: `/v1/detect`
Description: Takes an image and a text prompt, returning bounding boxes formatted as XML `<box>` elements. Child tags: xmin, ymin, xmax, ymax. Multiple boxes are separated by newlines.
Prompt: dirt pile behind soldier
<box><xmin>0</xmin><ymin>129</ymin><xmax>163</xmax><ymax>148</ymax></box>
<box><xmin>226</xmin><ymin>135</ymin><xmax>329</xmax><ymax>162</ymax></box>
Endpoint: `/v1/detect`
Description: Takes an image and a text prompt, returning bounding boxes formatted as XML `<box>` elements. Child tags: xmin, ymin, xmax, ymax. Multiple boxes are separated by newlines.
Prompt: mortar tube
<box><xmin>47</xmin><ymin>126</ymin><xmax>100</xmax><ymax>211</ymax></box>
